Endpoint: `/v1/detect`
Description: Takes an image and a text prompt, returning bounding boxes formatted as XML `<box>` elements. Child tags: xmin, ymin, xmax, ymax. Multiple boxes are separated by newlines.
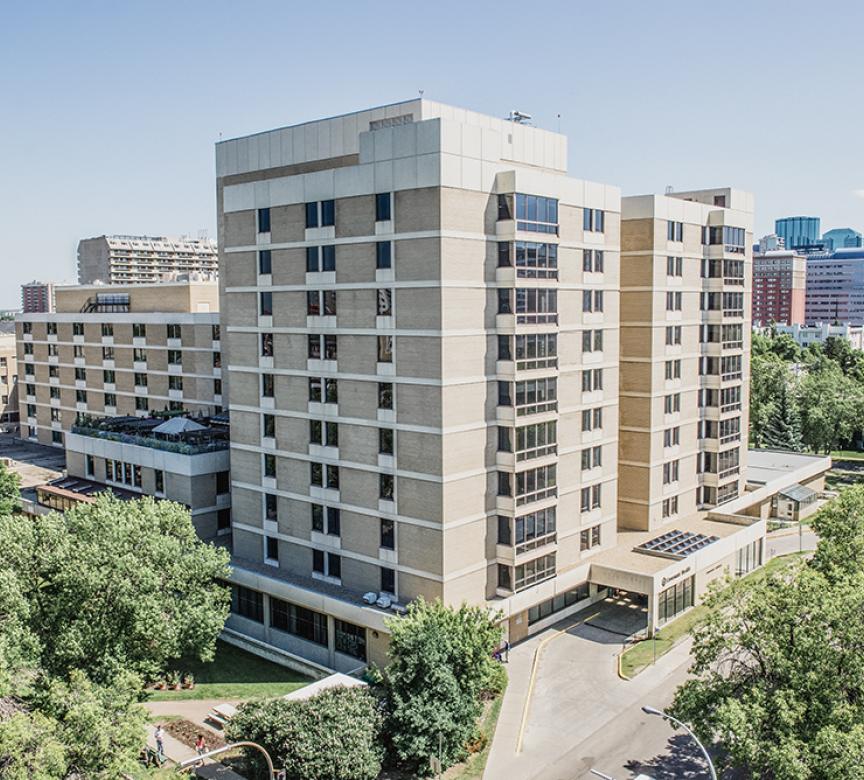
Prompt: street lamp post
<box><xmin>641</xmin><ymin>705</ymin><xmax>718</xmax><ymax>780</ymax></box>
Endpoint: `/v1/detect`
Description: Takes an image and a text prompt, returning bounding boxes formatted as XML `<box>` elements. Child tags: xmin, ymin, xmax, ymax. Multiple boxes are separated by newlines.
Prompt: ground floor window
<box><xmin>528</xmin><ymin>582</ymin><xmax>591</xmax><ymax>625</ymax></box>
<box><xmin>735</xmin><ymin>539</ymin><xmax>762</xmax><ymax>577</ymax></box>
<box><xmin>334</xmin><ymin>619</ymin><xmax>367</xmax><ymax>661</ymax></box>
<box><xmin>270</xmin><ymin>597</ymin><xmax>328</xmax><ymax>646</ymax></box>
<box><xmin>657</xmin><ymin>576</ymin><xmax>694</xmax><ymax>625</ymax></box>
<box><xmin>233</xmin><ymin>585</ymin><xmax>264</xmax><ymax>623</ymax></box>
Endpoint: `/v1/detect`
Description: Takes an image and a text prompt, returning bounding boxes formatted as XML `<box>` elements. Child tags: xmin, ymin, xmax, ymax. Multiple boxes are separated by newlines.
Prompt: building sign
<box><xmin>661</xmin><ymin>566</ymin><xmax>691</xmax><ymax>588</ymax></box>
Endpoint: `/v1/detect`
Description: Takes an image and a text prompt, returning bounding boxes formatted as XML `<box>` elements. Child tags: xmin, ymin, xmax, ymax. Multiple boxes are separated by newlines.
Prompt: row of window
<box><xmin>22</xmin><ymin>322</ymin><xmax>219</xmax><ymax>341</ymax></box>
<box><xmin>256</xmin><ymin>194</ymin><xmax>393</xmax><ymax>237</ymax></box>
<box><xmin>24</xmin><ymin>342</ymin><xmax>218</xmax><ymax>367</ymax></box>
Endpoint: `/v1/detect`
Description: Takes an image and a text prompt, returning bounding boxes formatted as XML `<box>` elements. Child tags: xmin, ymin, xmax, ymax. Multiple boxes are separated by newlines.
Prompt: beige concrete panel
<box><xmin>558</xmin><ymin>204</ymin><xmax>585</xmax><ymax>243</ymax></box>
<box><xmin>224</xmin><ymin>210</ymin><xmax>256</xmax><ymax>249</ymax></box>
<box><xmin>442</xmin><ymin>237</ymin><xmax>489</xmax><ymax>284</ymax></box>
<box><xmin>226</xmin><ymin>332</ymin><xmax>258</xmax><ymax>368</ymax></box>
<box><xmin>335</xmin><ymin>195</ymin><xmax>374</xmax><ymax>238</ymax></box>
<box><xmin>271</xmin><ymin>248</ymin><xmax>308</xmax><ymax>286</ymax></box>
<box><xmin>396</xmin><ymin>571</ymin><xmax>442</xmax><ymax>604</ymax></box>
<box><xmin>441</xmin><ymin>335</ymin><xmax>486</xmax><ymax>381</ymax></box>
<box><xmin>395</xmin><ymin>336</ymin><xmax>441</xmax><ymax>380</ymax></box>
<box><xmin>620</xmin><ymin>361</ymin><xmax>652</xmax><ymax>393</ymax></box>
<box><xmin>340</xmin><ymin>557</ymin><xmax>380</xmax><ymax>598</ymax></box>
<box><xmin>334</xmin><ymin>378</ymin><xmax>378</xmax><ymax>420</ymax></box>
<box><xmin>367</xmin><ymin>631</ymin><xmax>391</xmax><ymax>669</ymax></box>
<box><xmin>339</xmin><ymin>510</ymin><xmax>379</xmax><ymax>558</ymax></box>
<box><xmin>440</xmin><ymin>287</ymin><xmax>486</xmax><ymax>329</ymax></box>
<box><xmin>273</xmin><ymin>334</ymin><xmax>307</xmax><ymax>371</ymax></box>
<box><xmin>272</xmin><ymin>291</ymin><xmax>307</xmax><ymax>328</ymax></box>
<box><xmin>395</xmin><ymin>429</ymin><xmax>442</xmax><ymax>475</ymax></box>
<box><xmin>231</xmin><ymin>526</ymin><xmax>263</xmax><ymax>562</ymax></box>
<box><xmin>276</xmin><ymin>455</ymin><xmax>315</xmax><ymax>497</ymax></box>
<box><xmin>335</xmin><ymin>242</ymin><xmax>375</xmax><ymax>284</ymax></box>
<box><xmin>397</xmin><ymin>476</ymin><xmax>442</xmax><ymax>524</ymax></box>
<box><xmin>621</xmin><ymin>218</ymin><xmax>655</xmax><ymax>253</ymax></box>
<box><xmin>224</xmin><ymin>251</ymin><xmax>257</xmax><ymax>288</ymax></box>
<box><xmin>229</xmin><ymin>410</ymin><xmax>261</xmax><ymax>447</ymax></box>
<box><xmin>395</xmin><ymin>187</ymin><xmax>440</xmax><ymax>234</ymax></box>
<box><xmin>395</xmin><ymin>288</ymin><xmax>442</xmax><ymax>330</ymax></box>
<box><xmin>333</xmin><ymin>335</ymin><xmax>376</xmax><ymax>376</ymax></box>
<box><xmin>394</xmin><ymin>237</ymin><xmax>441</xmax><ymax>282</ymax></box>
<box><xmin>270</xmin><ymin>204</ymin><xmax>306</xmax><ymax>244</ymax></box>
<box><xmin>442</xmin><ymin>568</ymin><xmax>487</xmax><ymax>606</ymax></box>
<box><xmin>337</xmin><ymin>466</ymin><xmax>378</xmax><ymax>511</ymax></box>
<box><xmin>337</xmin><ymin>423</ymin><xmax>378</xmax><ymax>467</ymax></box>
<box><xmin>398</xmin><ymin>522</ymin><xmax>443</xmax><ymax>574</ymax></box>
<box><xmin>336</xmin><ymin>288</ymin><xmax>377</xmax><ymax>329</ymax></box>
<box><xmin>276</xmin><ymin>415</ymin><xmax>308</xmax><ymax>454</ymax></box>
<box><xmin>395</xmin><ymin>383</ymin><xmax>441</xmax><ymax>427</ymax></box>
<box><xmin>440</xmin><ymin>187</ymin><xmax>490</xmax><ymax>235</ymax></box>
<box><xmin>442</xmin><ymin>473</ymin><xmax>487</xmax><ymax>521</ymax></box>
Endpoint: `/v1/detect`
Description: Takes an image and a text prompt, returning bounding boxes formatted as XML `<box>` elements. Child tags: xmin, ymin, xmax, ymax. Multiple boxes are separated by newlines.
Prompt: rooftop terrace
<box><xmin>71</xmin><ymin>414</ymin><xmax>230</xmax><ymax>455</ymax></box>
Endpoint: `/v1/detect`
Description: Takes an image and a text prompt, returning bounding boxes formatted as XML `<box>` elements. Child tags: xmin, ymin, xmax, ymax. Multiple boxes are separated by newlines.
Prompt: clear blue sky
<box><xmin>1</xmin><ymin>0</ymin><xmax>862</xmax><ymax>309</ymax></box>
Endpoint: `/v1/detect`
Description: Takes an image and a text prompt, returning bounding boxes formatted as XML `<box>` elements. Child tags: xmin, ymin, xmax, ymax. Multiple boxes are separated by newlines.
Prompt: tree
<box><xmin>798</xmin><ymin>364</ymin><xmax>864</xmax><ymax>453</ymax></box>
<box><xmin>762</xmin><ymin>376</ymin><xmax>803</xmax><ymax>451</ymax></box>
<box><xmin>749</xmin><ymin>353</ymin><xmax>791</xmax><ymax>447</ymax></box>
<box><xmin>227</xmin><ymin>686</ymin><xmax>384</xmax><ymax>780</ymax></box>
<box><xmin>0</xmin><ymin>709</ymin><xmax>67</xmax><ymax>780</ymax></box>
<box><xmin>0</xmin><ymin>495</ymin><xmax>231</xmax><ymax>683</ymax></box>
<box><xmin>383</xmin><ymin>598</ymin><xmax>503</xmax><ymax>775</ymax></box>
<box><xmin>811</xmin><ymin>485</ymin><xmax>864</xmax><ymax>584</ymax></box>
<box><xmin>671</xmin><ymin>561</ymin><xmax>864</xmax><ymax>779</ymax></box>
<box><xmin>0</xmin><ymin>461</ymin><xmax>19</xmax><ymax>517</ymax></box>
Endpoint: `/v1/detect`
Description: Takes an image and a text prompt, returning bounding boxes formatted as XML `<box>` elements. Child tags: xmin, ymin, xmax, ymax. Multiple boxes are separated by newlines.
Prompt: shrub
<box><xmin>226</xmin><ymin>685</ymin><xmax>383</xmax><ymax>780</ymax></box>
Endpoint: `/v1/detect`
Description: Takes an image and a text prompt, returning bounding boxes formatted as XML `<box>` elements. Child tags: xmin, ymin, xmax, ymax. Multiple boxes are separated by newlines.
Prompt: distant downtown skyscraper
<box><xmin>775</xmin><ymin>216</ymin><xmax>820</xmax><ymax>250</ymax></box>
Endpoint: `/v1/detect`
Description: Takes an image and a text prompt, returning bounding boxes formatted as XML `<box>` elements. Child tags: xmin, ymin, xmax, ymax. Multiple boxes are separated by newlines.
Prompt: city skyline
<box><xmin>2</xmin><ymin>0</ymin><xmax>864</xmax><ymax>308</ymax></box>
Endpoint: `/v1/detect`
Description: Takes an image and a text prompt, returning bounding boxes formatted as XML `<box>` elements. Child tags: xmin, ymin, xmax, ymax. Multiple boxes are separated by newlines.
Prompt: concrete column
<box><xmin>646</xmin><ymin>591</ymin><xmax>657</xmax><ymax>638</ymax></box>
<box><xmin>327</xmin><ymin>615</ymin><xmax>337</xmax><ymax>668</ymax></box>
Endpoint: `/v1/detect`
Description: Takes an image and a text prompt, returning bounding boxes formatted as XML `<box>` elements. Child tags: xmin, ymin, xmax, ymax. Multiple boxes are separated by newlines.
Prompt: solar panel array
<box><xmin>635</xmin><ymin>529</ymin><xmax>719</xmax><ymax>560</ymax></box>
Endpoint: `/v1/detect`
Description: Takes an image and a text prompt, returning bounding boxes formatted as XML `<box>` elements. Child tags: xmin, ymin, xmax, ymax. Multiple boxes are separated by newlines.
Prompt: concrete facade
<box><xmin>16</xmin><ymin>282</ymin><xmax>222</xmax><ymax>448</ymax></box>
<box><xmin>0</xmin><ymin>335</ymin><xmax>19</xmax><ymax>424</ymax></box>
<box><xmin>752</xmin><ymin>249</ymin><xmax>807</xmax><ymax>326</ymax></box>
<box><xmin>77</xmin><ymin>235</ymin><xmax>218</xmax><ymax>285</ymax></box>
<box><xmin>21</xmin><ymin>281</ymin><xmax>56</xmax><ymax>313</ymax></box>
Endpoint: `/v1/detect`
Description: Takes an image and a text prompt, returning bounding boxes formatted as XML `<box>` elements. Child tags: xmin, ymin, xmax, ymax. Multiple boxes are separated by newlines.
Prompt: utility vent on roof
<box><xmin>635</xmin><ymin>529</ymin><xmax>719</xmax><ymax>560</ymax></box>
<box><xmin>369</xmin><ymin>114</ymin><xmax>414</xmax><ymax>131</ymax></box>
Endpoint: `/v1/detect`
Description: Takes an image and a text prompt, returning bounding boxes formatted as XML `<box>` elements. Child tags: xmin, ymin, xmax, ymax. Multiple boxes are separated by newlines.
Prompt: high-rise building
<box><xmin>752</xmin><ymin>249</ymin><xmax>807</xmax><ymax>325</ymax></box>
<box><xmin>775</xmin><ymin>216</ymin><xmax>821</xmax><ymax>251</ymax></box>
<box><xmin>208</xmin><ymin>100</ymin><xmax>818</xmax><ymax>672</ymax></box>
<box><xmin>805</xmin><ymin>249</ymin><xmax>864</xmax><ymax>325</ymax></box>
<box><xmin>21</xmin><ymin>280</ymin><xmax>56</xmax><ymax>313</ymax></box>
<box><xmin>16</xmin><ymin>281</ymin><xmax>223</xmax><ymax>448</ymax></box>
<box><xmin>619</xmin><ymin>189</ymin><xmax>753</xmax><ymax>529</ymax></box>
<box><xmin>77</xmin><ymin>235</ymin><xmax>218</xmax><ymax>285</ymax></box>
<box><xmin>822</xmin><ymin>227</ymin><xmax>863</xmax><ymax>251</ymax></box>
<box><xmin>757</xmin><ymin>233</ymin><xmax>785</xmax><ymax>252</ymax></box>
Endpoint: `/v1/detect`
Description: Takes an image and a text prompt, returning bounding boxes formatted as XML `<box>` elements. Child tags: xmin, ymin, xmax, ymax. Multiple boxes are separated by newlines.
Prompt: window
<box><xmin>263</xmin><ymin>453</ymin><xmax>276</xmax><ymax>479</ymax></box>
<box><xmin>307</xmin><ymin>290</ymin><xmax>337</xmax><ymax>316</ymax></box>
<box><xmin>662</xmin><ymin>496</ymin><xmax>679</xmax><ymax>519</ymax></box>
<box><xmin>23</xmin><ymin>343</ymin><xmax>33</xmax><ymax>355</ymax></box>
<box><xmin>380</xmin><ymin>473</ymin><xmax>394</xmax><ymax>500</ymax></box>
<box><xmin>514</xmin><ymin>194</ymin><xmax>558</xmax><ymax>233</ymax></box>
<box><xmin>306</xmin><ymin>200</ymin><xmax>334</xmax><ymax>228</ymax></box>
<box><xmin>49</xmin><ymin>365</ymin><xmax>59</xmax><ymax>378</ymax></box>
<box><xmin>381</xmin><ymin>567</ymin><xmax>396</xmax><ymax>594</ymax></box>
<box><xmin>313</xmin><ymin>549</ymin><xmax>342</xmax><ymax>580</ymax></box>
<box><xmin>664</xmin><ymin>360</ymin><xmax>681</xmax><ymax>380</ymax></box>
<box><xmin>511</xmin><ymin>242</ymin><xmax>558</xmax><ymax>278</ymax></box>
<box><xmin>334</xmin><ymin>619</ymin><xmax>366</xmax><ymax>661</ymax></box>
<box><xmin>320</xmin><ymin>199</ymin><xmax>335</xmax><ymax>226</ymax></box>
<box><xmin>664</xmin><ymin>393</ymin><xmax>681</xmax><ymax>414</ymax></box>
<box><xmin>76</xmin><ymin>389</ymin><xmax>87</xmax><ymax>403</ymax></box>
<box><xmin>514</xmin><ymin>553</ymin><xmax>556</xmax><ymax>590</ymax></box>
<box><xmin>583</xmin><ymin>208</ymin><xmax>605</xmax><ymax>233</ymax></box>
<box><xmin>213</xmin><ymin>352</ymin><xmax>222</xmax><ymax>369</ymax></box>
<box><xmin>376</xmin><ymin>242</ymin><xmax>392</xmax><ymax>269</ymax></box>
<box><xmin>169</xmin><ymin>375</ymin><xmax>183</xmax><ymax>391</ymax></box>
<box><xmin>308</xmin><ymin>334</ymin><xmax>337</xmax><ymax>361</ymax></box>
<box><xmin>167</xmin><ymin>350</ymin><xmax>182</xmax><ymax>365</ymax></box>
<box><xmin>104</xmin><ymin>393</ymin><xmax>116</xmax><ymax>407</ymax></box>
<box><xmin>50</xmin><ymin>386</ymin><xmax>60</xmax><ymax>399</ymax></box>
<box><xmin>73</xmin><ymin>322</ymin><xmax>84</xmax><ymax>336</ymax></box>
<box><xmin>377</xmin><ymin>289</ymin><xmax>393</xmax><ymax>316</ymax></box>
<box><xmin>265</xmin><ymin>536</ymin><xmax>279</xmax><ymax>562</ymax></box>
<box><xmin>580</xmin><ymin>484</ymin><xmax>602</xmax><ymax>512</ymax></box>
<box><xmin>52</xmin><ymin>431</ymin><xmax>63</xmax><ymax>445</ymax></box>
<box><xmin>515</xmin><ymin>464</ymin><xmax>557</xmax><ymax>505</ymax></box>
<box><xmin>167</xmin><ymin>323</ymin><xmax>182</xmax><ymax>340</ymax></box>
<box><xmin>212</xmin><ymin>324</ymin><xmax>221</xmax><ymax>342</ymax></box>
<box><xmin>583</xmin><ymin>249</ymin><xmax>604</xmax><ymax>273</ymax></box>
<box><xmin>133</xmin><ymin>323</ymin><xmax>146</xmax><ymax>338</ymax></box>
<box><xmin>154</xmin><ymin>469</ymin><xmax>164</xmax><ymax>494</ymax></box>
<box><xmin>309</xmin><ymin>419</ymin><xmax>338</xmax><ymax>447</ymax></box>
<box><xmin>47</xmin><ymin>343</ymin><xmax>58</xmax><ymax>357</ymax></box>
<box><xmin>101</xmin><ymin>323</ymin><xmax>113</xmax><ymax>337</ymax></box>
<box><xmin>261</xmin><ymin>332</ymin><xmax>274</xmax><ymax>357</ymax></box>
<box><xmin>51</xmin><ymin>408</ymin><xmax>61</xmax><ymax>422</ymax></box>
<box><xmin>666</xmin><ymin>291</ymin><xmax>682</xmax><ymax>311</ymax></box>
<box><xmin>265</xmin><ymin>493</ymin><xmax>278</xmax><ymax>521</ymax></box>
<box><xmin>581</xmin><ymin>368</ymin><xmax>603</xmax><ymax>392</ymax></box>
<box><xmin>379</xmin><ymin>428</ymin><xmax>394</xmax><ymax>455</ymax></box>
<box><xmin>380</xmin><ymin>517</ymin><xmax>395</xmax><ymax>550</ymax></box>
<box><xmin>258</xmin><ymin>250</ymin><xmax>272</xmax><ymax>275</ymax></box>
<box><xmin>22</xmin><ymin>322</ymin><xmax>32</xmax><ymax>335</ymax></box>
<box><xmin>375</xmin><ymin>192</ymin><xmax>392</xmax><ymax>221</ymax></box>
<box><xmin>667</xmin><ymin>221</ymin><xmax>683</xmax><ymax>242</ymax></box>
<box><xmin>580</xmin><ymin>524</ymin><xmax>602</xmax><ymax>551</ymax></box>
<box><xmin>663</xmin><ymin>427</ymin><xmax>680</xmax><ymax>447</ymax></box>
<box><xmin>581</xmin><ymin>446</ymin><xmax>603</xmax><ymax>471</ymax></box>
<box><xmin>663</xmin><ymin>460</ymin><xmax>680</xmax><ymax>485</ymax></box>
<box><xmin>666</xmin><ymin>256</ymin><xmax>683</xmax><ymax>276</ymax></box>
<box><xmin>581</xmin><ymin>407</ymin><xmax>603</xmax><ymax>432</ymax></box>
<box><xmin>260</xmin><ymin>291</ymin><xmax>273</xmax><ymax>316</ymax></box>
<box><xmin>306</xmin><ymin>245</ymin><xmax>336</xmax><ymax>273</ymax></box>
<box><xmin>582</xmin><ymin>290</ymin><xmax>604</xmax><ymax>313</ymax></box>
<box><xmin>515</xmin><ymin>288</ymin><xmax>557</xmax><ymax>323</ymax></box>
<box><xmin>131</xmin><ymin>348</ymin><xmax>146</xmax><ymax>363</ymax></box>
<box><xmin>262</xmin><ymin>373</ymin><xmax>274</xmax><ymax>398</ymax></box>
<box><xmin>102</xmin><ymin>346</ymin><xmax>114</xmax><ymax>360</ymax></box>
<box><xmin>217</xmin><ymin>508</ymin><xmax>231</xmax><ymax>530</ymax></box>
<box><xmin>378</xmin><ymin>382</ymin><xmax>393</xmax><ymax>409</ymax></box>
<box><xmin>665</xmin><ymin>325</ymin><xmax>682</xmax><ymax>345</ymax></box>
<box><xmin>377</xmin><ymin>335</ymin><xmax>393</xmax><ymax>363</ymax></box>
<box><xmin>234</xmin><ymin>585</ymin><xmax>263</xmax><ymax>622</ymax></box>
<box><xmin>270</xmin><ymin>597</ymin><xmax>328</xmax><ymax>646</ymax></box>
<box><xmin>257</xmin><ymin>208</ymin><xmax>271</xmax><ymax>233</ymax></box>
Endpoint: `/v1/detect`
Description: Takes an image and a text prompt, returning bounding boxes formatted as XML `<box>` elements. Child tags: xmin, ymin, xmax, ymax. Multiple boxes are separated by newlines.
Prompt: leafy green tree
<box><xmin>0</xmin><ymin>494</ymin><xmax>231</xmax><ymax>683</ymax></box>
<box><xmin>0</xmin><ymin>461</ymin><xmax>20</xmax><ymax>517</ymax></box>
<box><xmin>749</xmin><ymin>353</ymin><xmax>791</xmax><ymax>447</ymax></box>
<box><xmin>672</xmin><ymin>560</ymin><xmax>864</xmax><ymax>779</ymax></box>
<box><xmin>227</xmin><ymin>686</ymin><xmax>384</xmax><ymax>780</ymax></box>
<box><xmin>798</xmin><ymin>364</ymin><xmax>864</xmax><ymax>453</ymax></box>
<box><xmin>0</xmin><ymin>709</ymin><xmax>67</xmax><ymax>779</ymax></box>
<box><xmin>762</xmin><ymin>377</ymin><xmax>803</xmax><ymax>451</ymax></box>
<box><xmin>811</xmin><ymin>484</ymin><xmax>864</xmax><ymax>584</ymax></box>
<box><xmin>383</xmin><ymin>598</ymin><xmax>503</xmax><ymax>775</ymax></box>
<box><xmin>770</xmin><ymin>332</ymin><xmax>803</xmax><ymax>362</ymax></box>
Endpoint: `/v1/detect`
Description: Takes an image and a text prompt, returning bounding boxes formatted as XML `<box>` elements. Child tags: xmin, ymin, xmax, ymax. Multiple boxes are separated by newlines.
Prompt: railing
<box><xmin>516</xmin><ymin>401</ymin><xmax>558</xmax><ymax>417</ymax></box>
<box><xmin>516</xmin><ymin>357</ymin><xmax>558</xmax><ymax>371</ymax></box>
<box><xmin>720</xmin><ymin>432</ymin><xmax>741</xmax><ymax>445</ymax></box>
<box><xmin>70</xmin><ymin>425</ymin><xmax>229</xmax><ymax>455</ymax></box>
<box><xmin>722</xmin><ymin>371</ymin><xmax>742</xmax><ymax>381</ymax></box>
<box><xmin>722</xmin><ymin>340</ymin><xmax>743</xmax><ymax>350</ymax></box>
<box><xmin>516</xmin><ymin>486</ymin><xmax>557</xmax><ymax>507</ymax></box>
<box><xmin>516</xmin><ymin>444</ymin><xmax>557</xmax><ymax>462</ymax></box>
<box><xmin>720</xmin><ymin>401</ymin><xmax>742</xmax><ymax>413</ymax></box>
<box><xmin>719</xmin><ymin>466</ymin><xmax>740</xmax><ymax>480</ymax></box>
<box><xmin>516</xmin><ymin>532</ymin><xmax>557</xmax><ymax>556</ymax></box>
<box><xmin>517</xmin><ymin>268</ymin><xmax>559</xmax><ymax>280</ymax></box>
<box><xmin>517</xmin><ymin>313</ymin><xmax>558</xmax><ymax>325</ymax></box>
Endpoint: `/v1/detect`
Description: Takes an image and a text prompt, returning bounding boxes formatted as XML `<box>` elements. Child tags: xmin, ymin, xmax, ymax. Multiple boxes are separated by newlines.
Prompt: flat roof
<box><xmin>747</xmin><ymin>448</ymin><xmax>830</xmax><ymax>486</ymax></box>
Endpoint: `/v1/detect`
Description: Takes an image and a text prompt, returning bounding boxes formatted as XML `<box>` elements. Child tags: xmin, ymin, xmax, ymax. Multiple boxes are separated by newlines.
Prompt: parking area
<box><xmin>0</xmin><ymin>435</ymin><xmax>66</xmax><ymax>488</ymax></box>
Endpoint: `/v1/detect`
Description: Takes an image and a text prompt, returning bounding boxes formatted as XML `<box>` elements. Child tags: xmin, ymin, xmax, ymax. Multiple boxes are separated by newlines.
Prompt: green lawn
<box><xmin>831</xmin><ymin>450</ymin><xmax>864</xmax><ymax>462</ymax></box>
<box><xmin>620</xmin><ymin>553</ymin><xmax>805</xmax><ymax>679</ymax></box>
<box><xmin>146</xmin><ymin>640</ymin><xmax>310</xmax><ymax>701</ymax></box>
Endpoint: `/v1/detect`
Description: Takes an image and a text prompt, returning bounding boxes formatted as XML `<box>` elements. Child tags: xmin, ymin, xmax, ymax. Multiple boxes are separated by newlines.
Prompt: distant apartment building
<box><xmin>752</xmin><ymin>249</ymin><xmax>807</xmax><ymax>325</ymax></box>
<box><xmin>77</xmin><ymin>235</ymin><xmax>218</xmax><ymax>285</ymax></box>
<box><xmin>757</xmin><ymin>233</ymin><xmax>784</xmax><ymax>252</ymax></box>
<box><xmin>0</xmin><ymin>335</ymin><xmax>19</xmax><ymax>425</ymax></box>
<box><xmin>769</xmin><ymin>322</ymin><xmax>864</xmax><ymax>351</ymax></box>
<box><xmin>21</xmin><ymin>280</ymin><xmax>56</xmax><ymax>313</ymax></box>
<box><xmin>619</xmin><ymin>189</ymin><xmax>753</xmax><ymax>528</ymax></box>
<box><xmin>16</xmin><ymin>281</ymin><xmax>223</xmax><ymax>448</ymax></box>
<box><xmin>775</xmin><ymin>216</ymin><xmax>821</xmax><ymax>251</ymax></box>
<box><xmin>805</xmin><ymin>249</ymin><xmax>864</xmax><ymax>325</ymax></box>
<box><xmin>822</xmin><ymin>227</ymin><xmax>863</xmax><ymax>251</ymax></box>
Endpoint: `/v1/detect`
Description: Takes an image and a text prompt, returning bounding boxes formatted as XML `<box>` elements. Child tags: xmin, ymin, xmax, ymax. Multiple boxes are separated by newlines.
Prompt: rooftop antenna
<box><xmin>419</xmin><ymin>89</ymin><xmax>424</xmax><ymax>98</ymax></box>
<box><xmin>665</xmin><ymin>184</ymin><xmax>674</xmax><ymax>194</ymax></box>
<box><xmin>507</xmin><ymin>110</ymin><xmax>533</xmax><ymax>125</ymax></box>
<box><xmin>557</xmin><ymin>113</ymin><xmax>561</xmax><ymax>132</ymax></box>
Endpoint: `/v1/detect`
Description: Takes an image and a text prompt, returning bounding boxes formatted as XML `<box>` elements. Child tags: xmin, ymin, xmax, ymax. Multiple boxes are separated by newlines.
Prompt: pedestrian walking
<box><xmin>195</xmin><ymin>733</ymin><xmax>206</xmax><ymax>756</ymax></box>
<box><xmin>154</xmin><ymin>724</ymin><xmax>165</xmax><ymax>761</ymax></box>
<box><xmin>504</xmin><ymin>639</ymin><xmax>511</xmax><ymax>663</ymax></box>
